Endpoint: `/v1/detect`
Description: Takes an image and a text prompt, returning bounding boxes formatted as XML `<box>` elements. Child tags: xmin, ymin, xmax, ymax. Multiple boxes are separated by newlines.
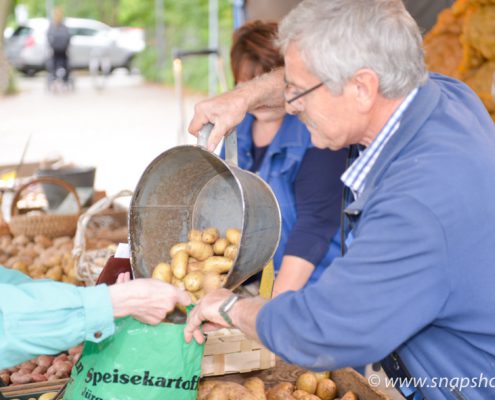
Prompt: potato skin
<box><xmin>226</xmin><ymin>228</ymin><xmax>241</xmax><ymax>245</ymax></box>
<box><xmin>224</xmin><ymin>245</ymin><xmax>238</xmax><ymax>260</ymax></box>
<box><xmin>213</xmin><ymin>238</ymin><xmax>229</xmax><ymax>255</ymax></box>
<box><xmin>184</xmin><ymin>270</ymin><xmax>204</xmax><ymax>292</ymax></box>
<box><xmin>315</xmin><ymin>378</ymin><xmax>337</xmax><ymax>400</ymax></box>
<box><xmin>266</xmin><ymin>382</ymin><xmax>295</xmax><ymax>400</ymax></box>
<box><xmin>341</xmin><ymin>391</ymin><xmax>359</xmax><ymax>400</ymax></box>
<box><xmin>187</xmin><ymin>241</ymin><xmax>214</xmax><ymax>261</ymax></box>
<box><xmin>202</xmin><ymin>271</ymin><xmax>224</xmax><ymax>293</ymax></box>
<box><xmin>152</xmin><ymin>262</ymin><xmax>172</xmax><ymax>283</ymax></box>
<box><xmin>202</xmin><ymin>228</ymin><xmax>220</xmax><ymax>244</ymax></box>
<box><xmin>296</xmin><ymin>372</ymin><xmax>317</xmax><ymax>394</ymax></box>
<box><xmin>170</xmin><ymin>242</ymin><xmax>187</xmax><ymax>258</ymax></box>
<box><xmin>172</xmin><ymin>250</ymin><xmax>188</xmax><ymax>279</ymax></box>
<box><xmin>203</xmin><ymin>257</ymin><xmax>233</xmax><ymax>273</ymax></box>
<box><xmin>188</xmin><ymin>229</ymin><xmax>203</xmax><ymax>242</ymax></box>
<box><xmin>243</xmin><ymin>377</ymin><xmax>266</xmax><ymax>400</ymax></box>
<box><xmin>206</xmin><ymin>382</ymin><xmax>257</xmax><ymax>400</ymax></box>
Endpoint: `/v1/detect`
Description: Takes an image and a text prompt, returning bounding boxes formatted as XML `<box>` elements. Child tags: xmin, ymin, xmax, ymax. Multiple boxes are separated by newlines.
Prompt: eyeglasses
<box><xmin>286</xmin><ymin>81</ymin><xmax>326</xmax><ymax>104</ymax></box>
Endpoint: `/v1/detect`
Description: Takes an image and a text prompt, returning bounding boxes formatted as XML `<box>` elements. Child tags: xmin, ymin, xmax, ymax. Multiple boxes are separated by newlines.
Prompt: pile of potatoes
<box><xmin>197</xmin><ymin>371</ymin><xmax>358</xmax><ymax>400</ymax></box>
<box><xmin>152</xmin><ymin>227</ymin><xmax>240</xmax><ymax>303</ymax></box>
<box><xmin>0</xmin><ymin>344</ymin><xmax>82</xmax><ymax>387</ymax></box>
<box><xmin>0</xmin><ymin>234</ymin><xmax>81</xmax><ymax>284</ymax></box>
<box><xmin>0</xmin><ymin>233</ymin><xmax>115</xmax><ymax>285</ymax></box>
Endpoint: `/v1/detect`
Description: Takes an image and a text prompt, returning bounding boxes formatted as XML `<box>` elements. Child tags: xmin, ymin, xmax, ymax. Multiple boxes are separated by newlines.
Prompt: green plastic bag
<box><xmin>64</xmin><ymin>316</ymin><xmax>204</xmax><ymax>400</ymax></box>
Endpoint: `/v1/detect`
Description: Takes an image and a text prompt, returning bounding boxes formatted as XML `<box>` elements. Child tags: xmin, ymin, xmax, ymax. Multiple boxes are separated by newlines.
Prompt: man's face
<box><xmin>283</xmin><ymin>42</ymin><xmax>366</xmax><ymax>150</ymax></box>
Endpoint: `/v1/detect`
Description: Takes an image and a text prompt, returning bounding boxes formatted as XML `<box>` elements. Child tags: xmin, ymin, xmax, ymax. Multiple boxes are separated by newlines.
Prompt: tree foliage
<box><xmin>10</xmin><ymin>0</ymin><xmax>234</xmax><ymax>91</ymax></box>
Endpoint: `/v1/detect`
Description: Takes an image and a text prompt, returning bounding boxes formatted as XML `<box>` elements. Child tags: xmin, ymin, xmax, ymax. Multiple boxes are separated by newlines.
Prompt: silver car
<box><xmin>5</xmin><ymin>17</ymin><xmax>145</xmax><ymax>76</ymax></box>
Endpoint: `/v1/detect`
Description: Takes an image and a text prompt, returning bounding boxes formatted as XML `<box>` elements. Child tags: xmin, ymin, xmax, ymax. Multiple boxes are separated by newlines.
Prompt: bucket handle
<box><xmin>198</xmin><ymin>123</ymin><xmax>238</xmax><ymax>166</ymax></box>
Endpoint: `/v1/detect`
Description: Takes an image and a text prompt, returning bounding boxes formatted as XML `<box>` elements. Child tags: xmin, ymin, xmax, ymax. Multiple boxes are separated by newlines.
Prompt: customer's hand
<box><xmin>109</xmin><ymin>279</ymin><xmax>191</xmax><ymax>325</ymax></box>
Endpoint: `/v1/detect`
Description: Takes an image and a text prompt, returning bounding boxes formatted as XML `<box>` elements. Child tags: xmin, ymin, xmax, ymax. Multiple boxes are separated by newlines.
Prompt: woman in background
<box><xmin>225</xmin><ymin>21</ymin><xmax>347</xmax><ymax>296</ymax></box>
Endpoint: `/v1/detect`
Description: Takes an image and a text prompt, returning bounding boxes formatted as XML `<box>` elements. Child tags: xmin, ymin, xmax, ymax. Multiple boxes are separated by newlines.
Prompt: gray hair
<box><xmin>278</xmin><ymin>0</ymin><xmax>428</xmax><ymax>98</ymax></box>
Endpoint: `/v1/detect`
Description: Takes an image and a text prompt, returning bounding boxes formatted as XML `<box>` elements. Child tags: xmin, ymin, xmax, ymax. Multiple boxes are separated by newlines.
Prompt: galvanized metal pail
<box><xmin>129</xmin><ymin>124</ymin><xmax>281</xmax><ymax>290</ymax></box>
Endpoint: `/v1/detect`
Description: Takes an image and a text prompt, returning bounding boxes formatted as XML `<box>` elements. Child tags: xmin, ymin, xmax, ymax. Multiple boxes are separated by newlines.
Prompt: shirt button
<box><xmin>94</xmin><ymin>331</ymin><xmax>103</xmax><ymax>339</ymax></box>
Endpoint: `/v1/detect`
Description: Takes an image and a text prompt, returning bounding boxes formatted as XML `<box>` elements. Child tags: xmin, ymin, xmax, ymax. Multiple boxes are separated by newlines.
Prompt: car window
<box><xmin>69</xmin><ymin>27</ymin><xmax>99</xmax><ymax>37</ymax></box>
<box><xmin>12</xmin><ymin>26</ymin><xmax>33</xmax><ymax>37</ymax></box>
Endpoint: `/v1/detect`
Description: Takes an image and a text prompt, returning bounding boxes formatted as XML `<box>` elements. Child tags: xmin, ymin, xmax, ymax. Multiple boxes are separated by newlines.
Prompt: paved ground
<box><xmin>0</xmin><ymin>70</ymin><xmax>206</xmax><ymax>195</ymax></box>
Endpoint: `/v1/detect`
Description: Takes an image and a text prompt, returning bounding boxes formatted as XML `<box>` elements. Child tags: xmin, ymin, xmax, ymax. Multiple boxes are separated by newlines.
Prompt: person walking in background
<box><xmin>46</xmin><ymin>7</ymin><xmax>71</xmax><ymax>87</ymax></box>
<box><xmin>225</xmin><ymin>20</ymin><xmax>347</xmax><ymax>297</ymax></box>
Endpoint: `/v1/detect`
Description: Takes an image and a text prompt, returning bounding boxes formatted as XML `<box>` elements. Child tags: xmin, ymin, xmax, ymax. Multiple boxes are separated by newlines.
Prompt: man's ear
<box><xmin>350</xmin><ymin>69</ymin><xmax>379</xmax><ymax>113</ymax></box>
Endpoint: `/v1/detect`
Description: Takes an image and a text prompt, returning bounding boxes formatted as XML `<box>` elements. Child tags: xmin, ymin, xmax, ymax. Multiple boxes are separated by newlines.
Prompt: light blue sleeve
<box><xmin>0</xmin><ymin>266</ymin><xmax>115</xmax><ymax>369</ymax></box>
<box><xmin>256</xmin><ymin>194</ymin><xmax>449</xmax><ymax>370</ymax></box>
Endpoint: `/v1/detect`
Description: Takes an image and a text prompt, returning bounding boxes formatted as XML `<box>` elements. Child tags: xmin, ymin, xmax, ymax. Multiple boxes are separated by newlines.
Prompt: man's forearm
<box><xmin>237</xmin><ymin>68</ymin><xmax>286</xmax><ymax>112</ymax></box>
<box><xmin>230</xmin><ymin>296</ymin><xmax>267</xmax><ymax>341</ymax></box>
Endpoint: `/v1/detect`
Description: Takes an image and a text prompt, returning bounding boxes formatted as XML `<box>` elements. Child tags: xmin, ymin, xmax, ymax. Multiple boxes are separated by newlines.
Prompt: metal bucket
<box><xmin>129</xmin><ymin>124</ymin><xmax>281</xmax><ymax>290</ymax></box>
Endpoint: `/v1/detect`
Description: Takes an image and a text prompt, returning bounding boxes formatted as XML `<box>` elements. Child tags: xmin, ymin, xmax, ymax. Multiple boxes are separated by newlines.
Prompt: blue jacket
<box><xmin>0</xmin><ymin>267</ymin><xmax>114</xmax><ymax>368</ymax></box>
<box><xmin>257</xmin><ymin>74</ymin><xmax>495</xmax><ymax>400</ymax></box>
<box><xmin>225</xmin><ymin>113</ymin><xmax>341</xmax><ymax>284</ymax></box>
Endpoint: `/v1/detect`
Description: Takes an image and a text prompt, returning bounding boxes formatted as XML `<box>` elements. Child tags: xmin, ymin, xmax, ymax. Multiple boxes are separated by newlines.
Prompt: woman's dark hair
<box><xmin>230</xmin><ymin>20</ymin><xmax>284</xmax><ymax>84</ymax></box>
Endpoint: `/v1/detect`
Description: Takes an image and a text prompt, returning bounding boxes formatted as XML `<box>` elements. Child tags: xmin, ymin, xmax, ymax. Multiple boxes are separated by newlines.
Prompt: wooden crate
<box><xmin>202</xmin><ymin>328</ymin><xmax>275</xmax><ymax>376</ymax></box>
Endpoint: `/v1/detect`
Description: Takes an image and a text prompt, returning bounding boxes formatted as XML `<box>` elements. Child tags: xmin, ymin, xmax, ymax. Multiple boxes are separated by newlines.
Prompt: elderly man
<box><xmin>184</xmin><ymin>0</ymin><xmax>495</xmax><ymax>399</ymax></box>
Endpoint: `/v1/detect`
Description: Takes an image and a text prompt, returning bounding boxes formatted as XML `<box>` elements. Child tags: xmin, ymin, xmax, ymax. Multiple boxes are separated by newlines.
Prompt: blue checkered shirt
<box><xmin>341</xmin><ymin>89</ymin><xmax>418</xmax><ymax>198</ymax></box>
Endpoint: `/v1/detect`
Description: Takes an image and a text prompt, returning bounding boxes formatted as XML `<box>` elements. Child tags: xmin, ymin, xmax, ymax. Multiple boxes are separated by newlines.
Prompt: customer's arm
<box><xmin>188</xmin><ymin>68</ymin><xmax>285</xmax><ymax>151</ymax></box>
<box><xmin>0</xmin><ymin>267</ymin><xmax>190</xmax><ymax>368</ymax></box>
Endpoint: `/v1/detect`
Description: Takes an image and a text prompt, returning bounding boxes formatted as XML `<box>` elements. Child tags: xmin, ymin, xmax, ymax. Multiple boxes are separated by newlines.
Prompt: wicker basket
<box><xmin>73</xmin><ymin>190</ymin><xmax>132</xmax><ymax>285</ymax></box>
<box><xmin>8</xmin><ymin>177</ymin><xmax>81</xmax><ymax>238</ymax></box>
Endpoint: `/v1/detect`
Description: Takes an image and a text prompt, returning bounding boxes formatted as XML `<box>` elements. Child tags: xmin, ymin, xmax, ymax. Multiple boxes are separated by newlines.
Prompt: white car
<box><xmin>5</xmin><ymin>17</ymin><xmax>145</xmax><ymax>76</ymax></box>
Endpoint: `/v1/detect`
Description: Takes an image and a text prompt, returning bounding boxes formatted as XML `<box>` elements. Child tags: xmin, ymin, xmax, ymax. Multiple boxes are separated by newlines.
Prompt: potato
<box><xmin>152</xmin><ymin>262</ymin><xmax>173</xmax><ymax>283</ymax></box>
<box><xmin>292</xmin><ymin>390</ymin><xmax>308</xmax><ymax>399</ymax></box>
<box><xmin>315</xmin><ymin>379</ymin><xmax>337</xmax><ymax>400</ymax></box>
<box><xmin>213</xmin><ymin>238</ymin><xmax>229</xmax><ymax>255</ymax></box>
<box><xmin>198</xmin><ymin>381</ymin><xmax>222</xmax><ymax>400</ymax></box>
<box><xmin>188</xmin><ymin>229</ymin><xmax>203</xmax><ymax>242</ymax></box>
<box><xmin>187</xmin><ymin>260</ymin><xmax>205</xmax><ymax>273</ymax></box>
<box><xmin>341</xmin><ymin>391</ymin><xmax>358</xmax><ymax>400</ymax></box>
<box><xmin>172</xmin><ymin>277</ymin><xmax>185</xmax><ymax>290</ymax></box>
<box><xmin>202</xmin><ymin>271</ymin><xmax>224</xmax><ymax>294</ymax></box>
<box><xmin>203</xmin><ymin>257</ymin><xmax>233</xmax><ymax>273</ymax></box>
<box><xmin>243</xmin><ymin>377</ymin><xmax>266</xmax><ymax>400</ymax></box>
<box><xmin>32</xmin><ymin>373</ymin><xmax>47</xmax><ymax>382</ymax></box>
<box><xmin>224</xmin><ymin>245</ymin><xmax>238</xmax><ymax>261</ymax></box>
<box><xmin>296</xmin><ymin>372</ymin><xmax>317</xmax><ymax>394</ymax></box>
<box><xmin>10</xmin><ymin>371</ymin><xmax>33</xmax><ymax>384</ymax></box>
<box><xmin>313</xmin><ymin>371</ymin><xmax>331</xmax><ymax>382</ymax></box>
<box><xmin>36</xmin><ymin>355</ymin><xmax>54</xmax><ymax>367</ymax></box>
<box><xmin>202</xmin><ymin>227</ymin><xmax>220</xmax><ymax>244</ymax></box>
<box><xmin>38</xmin><ymin>393</ymin><xmax>58</xmax><ymax>400</ymax></box>
<box><xmin>206</xmin><ymin>382</ymin><xmax>257</xmax><ymax>400</ymax></box>
<box><xmin>301</xmin><ymin>395</ymin><xmax>320</xmax><ymax>400</ymax></box>
<box><xmin>226</xmin><ymin>228</ymin><xmax>241</xmax><ymax>245</ymax></box>
<box><xmin>12</xmin><ymin>261</ymin><xmax>28</xmax><ymax>274</ymax></box>
<box><xmin>266</xmin><ymin>382</ymin><xmax>295</xmax><ymax>400</ymax></box>
<box><xmin>45</xmin><ymin>266</ymin><xmax>63</xmax><ymax>281</ymax></box>
<box><xmin>0</xmin><ymin>372</ymin><xmax>10</xmax><ymax>385</ymax></box>
<box><xmin>187</xmin><ymin>241</ymin><xmax>214</xmax><ymax>261</ymax></box>
<box><xmin>184</xmin><ymin>270</ymin><xmax>204</xmax><ymax>292</ymax></box>
<box><xmin>172</xmin><ymin>250</ymin><xmax>188</xmax><ymax>279</ymax></box>
<box><xmin>170</xmin><ymin>242</ymin><xmax>187</xmax><ymax>258</ymax></box>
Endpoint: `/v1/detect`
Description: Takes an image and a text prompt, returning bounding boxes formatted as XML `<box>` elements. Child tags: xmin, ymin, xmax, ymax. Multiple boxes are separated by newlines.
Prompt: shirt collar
<box><xmin>341</xmin><ymin>88</ymin><xmax>418</xmax><ymax>197</ymax></box>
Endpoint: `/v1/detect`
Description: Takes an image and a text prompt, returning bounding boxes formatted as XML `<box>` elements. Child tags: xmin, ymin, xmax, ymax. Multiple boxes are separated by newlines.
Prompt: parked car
<box><xmin>5</xmin><ymin>17</ymin><xmax>145</xmax><ymax>76</ymax></box>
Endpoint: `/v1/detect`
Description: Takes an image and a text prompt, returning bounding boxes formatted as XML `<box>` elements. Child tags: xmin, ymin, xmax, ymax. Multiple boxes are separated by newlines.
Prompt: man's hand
<box><xmin>188</xmin><ymin>68</ymin><xmax>286</xmax><ymax>151</ymax></box>
<box><xmin>188</xmin><ymin>90</ymin><xmax>249</xmax><ymax>151</ymax></box>
<box><xmin>109</xmin><ymin>279</ymin><xmax>191</xmax><ymax>325</ymax></box>
<box><xmin>184</xmin><ymin>289</ymin><xmax>234</xmax><ymax>344</ymax></box>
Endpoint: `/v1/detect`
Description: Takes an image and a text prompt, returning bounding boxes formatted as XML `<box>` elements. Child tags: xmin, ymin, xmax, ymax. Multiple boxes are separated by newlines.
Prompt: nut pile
<box><xmin>152</xmin><ymin>227</ymin><xmax>240</xmax><ymax>303</ymax></box>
